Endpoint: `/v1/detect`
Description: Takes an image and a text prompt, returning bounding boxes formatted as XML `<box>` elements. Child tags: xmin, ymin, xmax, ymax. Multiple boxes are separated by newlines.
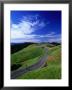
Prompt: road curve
<box><xmin>11</xmin><ymin>47</ymin><xmax>48</xmax><ymax>79</ymax></box>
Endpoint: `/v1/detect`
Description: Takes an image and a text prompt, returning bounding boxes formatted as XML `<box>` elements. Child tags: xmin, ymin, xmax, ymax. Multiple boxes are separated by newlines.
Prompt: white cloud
<box><xmin>48</xmin><ymin>38</ymin><xmax>61</xmax><ymax>43</ymax></box>
<box><xmin>38</xmin><ymin>32</ymin><xmax>55</xmax><ymax>38</ymax></box>
<box><xmin>11</xmin><ymin>15</ymin><xmax>61</xmax><ymax>43</ymax></box>
<box><xmin>11</xmin><ymin>21</ymin><xmax>34</xmax><ymax>35</ymax></box>
<box><xmin>11</xmin><ymin>15</ymin><xmax>47</xmax><ymax>42</ymax></box>
<box><xmin>11</xmin><ymin>38</ymin><xmax>41</xmax><ymax>43</ymax></box>
<box><xmin>11</xmin><ymin>31</ymin><xmax>61</xmax><ymax>43</ymax></box>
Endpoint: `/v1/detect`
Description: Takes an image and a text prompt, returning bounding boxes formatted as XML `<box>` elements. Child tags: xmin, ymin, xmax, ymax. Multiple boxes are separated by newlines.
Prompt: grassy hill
<box><xmin>11</xmin><ymin>43</ymin><xmax>61</xmax><ymax>79</ymax></box>
<box><xmin>11</xmin><ymin>44</ymin><xmax>45</xmax><ymax>71</ymax></box>
<box><xmin>18</xmin><ymin>45</ymin><xmax>61</xmax><ymax>79</ymax></box>
<box><xmin>11</xmin><ymin>42</ymin><xmax>37</xmax><ymax>54</ymax></box>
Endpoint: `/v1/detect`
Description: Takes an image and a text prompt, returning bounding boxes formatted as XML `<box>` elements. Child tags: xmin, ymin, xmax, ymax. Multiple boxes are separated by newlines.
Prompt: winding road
<box><xmin>11</xmin><ymin>47</ymin><xmax>48</xmax><ymax>79</ymax></box>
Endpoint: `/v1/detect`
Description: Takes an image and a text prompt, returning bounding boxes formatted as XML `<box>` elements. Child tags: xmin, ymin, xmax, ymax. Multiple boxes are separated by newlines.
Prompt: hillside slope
<box><xmin>18</xmin><ymin>45</ymin><xmax>61</xmax><ymax>79</ymax></box>
<box><xmin>11</xmin><ymin>44</ymin><xmax>45</xmax><ymax>71</ymax></box>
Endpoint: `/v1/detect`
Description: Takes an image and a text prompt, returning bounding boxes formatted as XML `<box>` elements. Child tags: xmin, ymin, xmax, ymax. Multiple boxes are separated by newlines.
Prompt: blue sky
<box><xmin>11</xmin><ymin>11</ymin><xmax>61</xmax><ymax>43</ymax></box>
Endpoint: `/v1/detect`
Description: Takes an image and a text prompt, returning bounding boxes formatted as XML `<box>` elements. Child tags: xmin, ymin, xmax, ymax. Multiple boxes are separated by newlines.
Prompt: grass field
<box><xmin>11</xmin><ymin>44</ymin><xmax>45</xmax><ymax>71</ymax></box>
<box><xmin>11</xmin><ymin>44</ymin><xmax>61</xmax><ymax>79</ymax></box>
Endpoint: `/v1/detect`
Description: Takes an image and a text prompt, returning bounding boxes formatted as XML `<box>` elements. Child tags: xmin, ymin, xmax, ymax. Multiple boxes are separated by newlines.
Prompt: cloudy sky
<box><xmin>11</xmin><ymin>11</ymin><xmax>61</xmax><ymax>43</ymax></box>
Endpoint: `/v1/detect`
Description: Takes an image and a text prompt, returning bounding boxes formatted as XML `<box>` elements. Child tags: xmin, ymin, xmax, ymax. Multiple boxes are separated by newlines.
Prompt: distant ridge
<box><xmin>11</xmin><ymin>42</ymin><xmax>61</xmax><ymax>54</ymax></box>
<box><xmin>11</xmin><ymin>42</ymin><xmax>37</xmax><ymax>54</ymax></box>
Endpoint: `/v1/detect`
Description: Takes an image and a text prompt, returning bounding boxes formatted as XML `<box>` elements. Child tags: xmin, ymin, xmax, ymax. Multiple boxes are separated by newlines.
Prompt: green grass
<box><xmin>11</xmin><ymin>44</ymin><xmax>45</xmax><ymax>70</ymax></box>
<box><xmin>18</xmin><ymin>65</ymin><xmax>61</xmax><ymax>79</ymax></box>
<box><xmin>20</xmin><ymin>56</ymin><xmax>41</xmax><ymax>69</ymax></box>
<box><xmin>18</xmin><ymin>45</ymin><xmax>61</xmax><ymax>79</ymax></box>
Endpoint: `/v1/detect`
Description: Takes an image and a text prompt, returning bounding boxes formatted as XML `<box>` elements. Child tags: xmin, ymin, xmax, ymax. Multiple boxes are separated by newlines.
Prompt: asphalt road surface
<box><xmin>11</xmin><ymin>47</ymin><xmax>48</xmax><ymax>79</ymax></box>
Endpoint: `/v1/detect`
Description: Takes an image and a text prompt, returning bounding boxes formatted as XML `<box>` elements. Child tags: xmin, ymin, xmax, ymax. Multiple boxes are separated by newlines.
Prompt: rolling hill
<box><xmin>11</xmin><ymin>43</ymin><xmax>61</xmax><ymax>79</ymax></box>
<box><xmin>18</xmin><ymin>45</ymin><xmax>61</xmax><ymax>79</ymax></box>
<box><xmin>11</xmin><ymin>44</ymin><xmax>45</xmax><ymax>71</ymax></box>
